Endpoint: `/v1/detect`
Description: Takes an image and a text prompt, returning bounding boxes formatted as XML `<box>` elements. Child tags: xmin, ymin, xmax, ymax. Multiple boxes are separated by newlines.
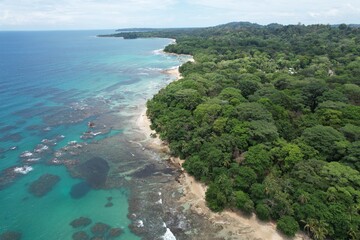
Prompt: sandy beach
<box><xmin>162</xmin><ymin>67</ymin><xmax>182</xmax><ymax>79</ymax></box>
<box><xmin>135</xmin><ymin>64</ymin><xmax>309</xmax><ymax>240</ymax></box>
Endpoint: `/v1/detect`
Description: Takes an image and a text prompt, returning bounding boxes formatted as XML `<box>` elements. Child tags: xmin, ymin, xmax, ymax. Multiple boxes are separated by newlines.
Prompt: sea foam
<box><xmin>14</xmin><ymin>165</ymin><xmax>33</xmax><ymax>174</ymax></box>
<box><xmin>163</xmin><ymin>228</ymin><xmax>176</xmax><ymax>240</ymax></box>
<box><xmin>20</xmin><ymin>151</ymin><xmax>33</xmax><ymax>158</ymax></box>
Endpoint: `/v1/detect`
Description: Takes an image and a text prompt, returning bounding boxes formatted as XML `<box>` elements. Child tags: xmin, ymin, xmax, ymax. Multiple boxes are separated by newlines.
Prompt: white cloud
<box><xmin>188</xmin><ymin>0</ymin><xmax>360</xmax><ymax>25</ymax></box>
<box><xmin>308</xmin><ymin>9</ymin><xmax>340</xmax><ymax>18</ymax></box>
<box><xmin>0</xmin><ymin>0</ymin><xmax>178</xmax><ymax>29</ymax></box>
<box><xmin>0</xmin><ymin>0</ymin><xmax>359</xmax><ymax>30</ymax></box>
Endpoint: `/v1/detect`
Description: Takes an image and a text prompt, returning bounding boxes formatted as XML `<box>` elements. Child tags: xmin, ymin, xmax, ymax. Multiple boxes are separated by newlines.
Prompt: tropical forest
<box><xmin>109</xmin><ymin>22</ymin><xmax>360</xmax><ymax>239</ymax></box>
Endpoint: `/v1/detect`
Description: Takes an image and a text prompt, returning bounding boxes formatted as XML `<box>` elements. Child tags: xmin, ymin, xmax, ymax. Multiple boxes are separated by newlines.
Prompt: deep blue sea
<box><xmin>0</xmin><ymin>30</ymin><xmax>188</xmax><ymax>240</ymax></box>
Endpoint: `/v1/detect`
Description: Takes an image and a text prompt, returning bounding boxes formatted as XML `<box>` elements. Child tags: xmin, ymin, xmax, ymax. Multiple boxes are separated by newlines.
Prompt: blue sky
<box><xmin>1</xmin><ymin>0</ymin><xmax>359</xmax><ymax>30</ymax></box>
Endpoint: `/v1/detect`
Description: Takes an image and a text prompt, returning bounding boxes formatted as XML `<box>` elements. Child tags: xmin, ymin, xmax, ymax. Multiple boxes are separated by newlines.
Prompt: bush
<box><xmin>234</xmin><ymin>190</ymin><xmax>254</xmax><ymax>215</ymax></box>
<box><xmin>205</xmin><ymin>183</ymin><xmax>227</xmax><ymax>212</ymax></box>
<box><xmin>276</xmin><ymin>216</ymin><xmax>299</xmax><ymax>237</ymax></box>
<box><xmin>256</xmin><ymin>204</ymin><xmax>270</xmax><ymax>221</ymax></box>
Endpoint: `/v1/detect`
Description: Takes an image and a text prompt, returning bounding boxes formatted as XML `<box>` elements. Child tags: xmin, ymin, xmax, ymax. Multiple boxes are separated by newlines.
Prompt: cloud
<box><xmin>308</xmin><ymin>9</ymin><xmax>340</xmax><ymax>18</ymax></box>
<box><xmin>0</xmin><ymin>0</ymin><xmax>178</xmax><ymax>29</ymax></box>
<box><xmin>0</xmin><ymin>0</ymin><xmax>359</xmax><ymax>30</ymax></box>
<box><xmin>306</xmin><ymin>3</ymin><xmax>360</xmax><ymax>22</ymax></box>
<box><xmin>188</xmin><ymin>0</ymin><xmax>360</xmax><ymax>25</ymax></box>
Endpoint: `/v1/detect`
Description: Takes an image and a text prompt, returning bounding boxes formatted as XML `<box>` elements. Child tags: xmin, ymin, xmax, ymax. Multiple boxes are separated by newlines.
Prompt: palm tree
<box><xmin>298</xmin><ymin>192</ymin><xmax>310</xmax><ymax>204</ymax></box>
<box><xmin>347</xmin><ymin>227</ymin><xmax>358</xmax><ymax>240</ymax></box>
<box><xmin>222</xmin><ymin>157</ymin><xmax>231</xmax><ymax>167</ymax></box>
<box><xmin>303</xmin><ymin>218</ymin><xmax>329</xmax><ymax>240</ymax></box>
<box><xmin>325</xmin><ymin>187</ymin><xmax>337</xmax><ymax>202</ymax></box>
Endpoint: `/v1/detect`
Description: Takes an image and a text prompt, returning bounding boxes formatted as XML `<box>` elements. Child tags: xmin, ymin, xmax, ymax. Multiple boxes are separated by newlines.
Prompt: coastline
<box><xmin>136</xmin><ymin>56</ymin><xmax>308</xmax><ymax>240</ymax></box>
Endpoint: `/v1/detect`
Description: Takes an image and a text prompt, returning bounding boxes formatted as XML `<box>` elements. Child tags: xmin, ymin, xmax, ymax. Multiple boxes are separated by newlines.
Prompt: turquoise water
<box><xmin>0</xmin><ymin>30</ymin><xmax>186</xmax><ymax>239</ymax></box>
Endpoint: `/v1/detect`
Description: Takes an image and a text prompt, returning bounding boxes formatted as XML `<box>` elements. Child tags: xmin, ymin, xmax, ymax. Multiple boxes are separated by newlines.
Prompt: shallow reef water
<box><xmin>0</xmin><ymin>30</ymin><xmax>226</xmax><ymax>240</ymax></box>
<box><xmin>0</xmin><ymin>30</ymin><xmax>190</xmax><ymax>239</ymax></box>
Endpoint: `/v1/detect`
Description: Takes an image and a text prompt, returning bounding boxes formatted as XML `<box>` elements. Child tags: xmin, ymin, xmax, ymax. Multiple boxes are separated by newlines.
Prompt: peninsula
<box><xmin>102</xmin><ymin>22</ymin><xmax>360</xmax><ymax>240</ymax></box>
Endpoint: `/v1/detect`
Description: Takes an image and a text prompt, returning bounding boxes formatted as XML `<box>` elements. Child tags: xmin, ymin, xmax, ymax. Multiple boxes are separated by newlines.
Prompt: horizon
<box><xmin>1</xmin><ymin>0</ymin><xmax>360</xmax><ymax>31</ymax></box>
<box><xmin>1</xmin><ymin>21</ymin><xmax>359</xmax><ymax>32</ymax></box>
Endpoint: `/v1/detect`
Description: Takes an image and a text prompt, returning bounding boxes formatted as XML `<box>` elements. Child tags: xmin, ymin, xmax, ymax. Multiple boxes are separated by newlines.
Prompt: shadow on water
<box><xmin>0</xmin><ymin>133</ymin><xmax>23</xmax><ymax>143</ymax></box>
<box><xmin>77</xmin><ymin>157</ymin><xmax>110</xmax><ymax>189</ymax></box>
<box><xmin>70</xmin><ymin>181</ymin><xmax>92</xmax><ymax>199</ymax></box>
<box><xmin>0</xmin><ymin>125</ymin><xmax>17</xmax><ymax>134</ymax></box>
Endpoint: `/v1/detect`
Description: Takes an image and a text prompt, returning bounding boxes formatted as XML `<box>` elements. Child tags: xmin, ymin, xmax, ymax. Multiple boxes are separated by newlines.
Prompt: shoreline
<box><xmin>136</xmin><ymin>55</ymin><xmax>308</xmax><ymax>240</ymax></box>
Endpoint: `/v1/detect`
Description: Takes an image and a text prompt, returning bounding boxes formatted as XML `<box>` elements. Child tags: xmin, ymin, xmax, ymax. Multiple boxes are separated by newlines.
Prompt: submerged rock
<box><xmin>70</xmin><ymin>181</ymin><xmax>91</xmax><ymax>199</ymax></box>
<box><xmin>70</xmin><ymin>217</ymin><xmax>92</xmax><ymax>228</ymax></box>
<box><xmin>89</xmin><ymin>237</ymin><xmax>104</xmax><ymax>240</ymax></box>
<box><xmin>0</xmin><ymin>133</ymin><xmax>22</xmax><ymax>143</ymax></box>
<box><xmin>91</xmin><ymin>222</ymin><xmax>110</xmax><ymax>236</ymax></box>
<box><xmin>128</xmin><ymin>220</ymin><xmax>146</xmax><ymax>236</ymax></box>
<box><xmin>0</xmin><ymin>231</ymin><xmax>21</xmax><ymax>240</ymax></box>
<box><xmin>0</xmin><ymin>125</ymin><xmax>17</xmax><ymax>133</ymax></box>
<box><xmin>104</xmin><ymin>202</ymin><xmax>113</xmax><ymax>208</ymax></box>
<box><xmin>72</xmin><ymin>231</ymin><xmax>90</xmax><ymax>240</ymax></box>
<box><xmin>132</xmin><ymin>164</ymin><xmax>156</xmax><ymax>178</ymax></box>
<box><xmin>28</xmin><ymin>174</ymin><xmax>60</xmax><ymax>197</ymax></box>
<box><xmin>77</xmin><ymin>157</ymin><xmax>109</xmax><ymax>188</ymax></box>
<box><xmin>108</xmin><ymin>228</ymin><xmax>123</xmax><ymax>238</ymax></box>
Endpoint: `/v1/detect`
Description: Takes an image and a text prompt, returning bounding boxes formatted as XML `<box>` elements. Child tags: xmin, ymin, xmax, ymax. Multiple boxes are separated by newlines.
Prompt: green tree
<box><xmin>183</xmin><ymin>155</ymin><xmax>209</xmax><ymax>180</ymax></box>
<box><xmin>302</xmin><ymin>125</ymin><xmax>346</xmax><ymax>161</ymax></box>
<box><xmin>277</xmin><ymin>216</ymin><xmax>300</xmax><ymax>237</ymax></box>
<box><xmin>237</xmin><ymin>80</ymin><xmax>260</xmax><ymax>98</ymax></box>
<box><xmin>248</xmin><ymin>120</ymin><xmax>279</xmax><ymax>145</ymax></box>
<box><xmin>270</xmin><ymin>140</ymin><xmax>304</xmax><ymax>171</ymax></box>
<box><xmin>256</xmin><ymin>204</ymin><xmax>271</xmax><ymax>221</ymax></box>
<box><xmin>174</xmin><ymin>88</ymin><xmax>203</xmax><ymax>110</ymax></box>
<box><xmin>303</xmin><ymin>218</ymin><xmax>329</xmax><ymax>240</ymax></box>
<box><xmin>194</xmin><ymin>103</ymin><xmax>222</xmax><ymax>124</ymax></box>
<box><xmin>234</xmin><ymin>190</ymin><xmax>254</xmax><ymax>215</ymax></box>
<box><xmin>320</xmin><ymin>162</ymin><xmax>360</xmax><ymax>187</ymax></box>
<box><xmin>250</xmin><ymin>183</ymin><xmax>267</xmax><ymax>202</ymax></box>
<box><xmin>343</xmin><ymin>83</ymin><xmax>360</xmax><ymax>105</ymax></box>
<box><xmin>341</xmin><ymin>124</ymin><xmax>360</xmax><ymax>142</ymax></box>
<box><xmin>233</xmin><ymin>166</ymin><xmax>257</xmax><ymax>191</ymax></box>
<box><xmin>244</xmin><ymin>144</ymin><xmax>271</xmax><ymax>179</ymax></box>
<box><xmin>235</xmin><ymin>102</ymin><xmax>273</xmax><ymax>122</ymax></box>
<box><xmin>342</xmin><ymin>141</ymin><xmax>360</xmax><ymax>171</ymax></box>
<box><xmin>218</xmin><ymin>87</ymin><xmax>246</xmax><ymax>105</ymax></box>
<box><xmin>301</xmin><ymin>80</ymin><xmax>327</xmax><ymax>112</ymax></box>
<box><xmin>205</xmin><ymin>183</ymin><xmax>227</xmax><ymax>212</ymax></box>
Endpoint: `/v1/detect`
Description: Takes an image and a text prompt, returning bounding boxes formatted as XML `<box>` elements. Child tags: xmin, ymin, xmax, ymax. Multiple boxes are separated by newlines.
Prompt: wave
<box><xmin>152</xmin><ymin>49</ymin><xmax>164</xmax><ymax>55</ymax></box>
<box><xmin>13</xmin><ymin>165</ymin><xmax>33</xmax><ymax>174</ymax></box>
<box><xmin>20</xmin><ymin>151</ymin><xmax>33</xmax><ymax>158</ymax></box>
<box><xmin>162</xmin><ymin>227</ymin><xmax>176</xmax><ymax>240</ymax></box>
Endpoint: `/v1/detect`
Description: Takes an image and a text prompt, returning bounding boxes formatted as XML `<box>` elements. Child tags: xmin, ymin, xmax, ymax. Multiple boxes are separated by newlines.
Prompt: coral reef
<box><xmin>70</xmin><ymin>217</ymin><xmax>92</xmax><ymax>228</ymax></box>
<box><xmin>28</xmin><ymin>174</ymin><xmax>60</xmax><ymax>197</ymax></box>
<box><xmin>72</xmin><ymin>231</ymin><xmax>90</xmax><ymax>240</ymax></box>
<box><xmin>91</xmin><ymin>222</ymin><xmax>110</xmax><ymax>237</ymax></box>
<box><xmin>0</xmin><ymin>231</ymin><xmax>21</xmax><ymax>240</ymax></box>
<box><xmin>108</xmin><ymin>228</ymin><xmax>123</xmax><ymax>238</ymax></box>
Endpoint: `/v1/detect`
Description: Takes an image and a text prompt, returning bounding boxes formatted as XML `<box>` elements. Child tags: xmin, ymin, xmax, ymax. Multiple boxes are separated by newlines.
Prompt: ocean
<box><xmin>0</xmin><ymin>30</ymin><xmax>189</xmax><ymax>240</ymax></box>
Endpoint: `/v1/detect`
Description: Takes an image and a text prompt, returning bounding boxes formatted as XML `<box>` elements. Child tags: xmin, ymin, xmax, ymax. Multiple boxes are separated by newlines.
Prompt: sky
<box><xmin>0</xmin><ymin>0</ymin><xmax>360</xmax><ymax>30</ymax></box>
